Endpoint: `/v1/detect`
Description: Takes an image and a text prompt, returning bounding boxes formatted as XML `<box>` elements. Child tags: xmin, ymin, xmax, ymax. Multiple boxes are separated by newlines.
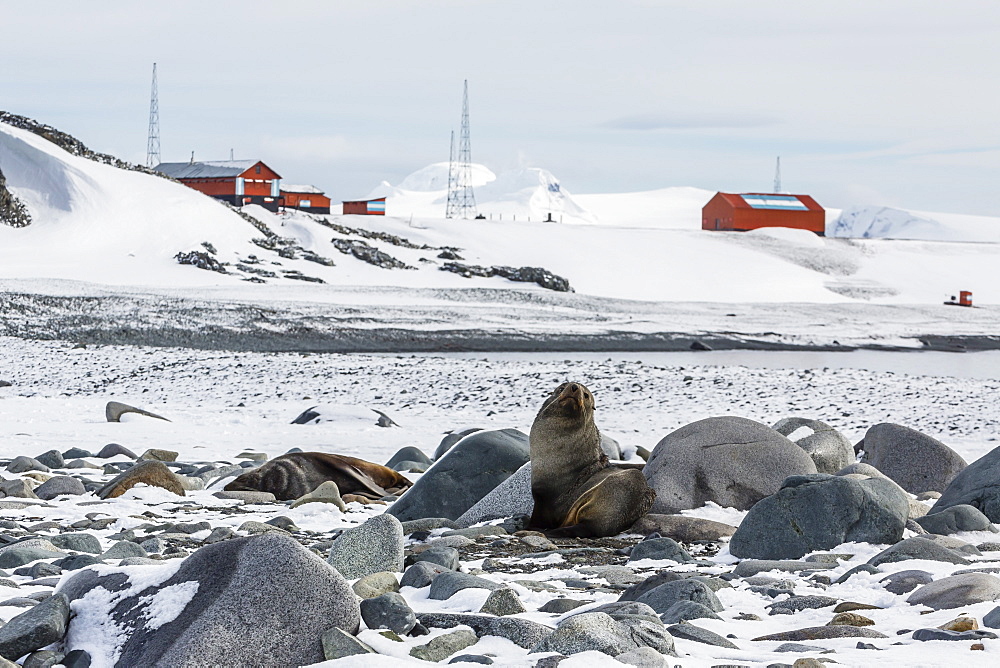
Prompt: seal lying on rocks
<box><xmin>224</xmin><ymin>452</ymin><xmax>412</xmax><ymax>501</ymax></box>
<box><xmin>528</xmin><ymin>382</ymin><xmax>655</xmax><ymax>537</ymax></box>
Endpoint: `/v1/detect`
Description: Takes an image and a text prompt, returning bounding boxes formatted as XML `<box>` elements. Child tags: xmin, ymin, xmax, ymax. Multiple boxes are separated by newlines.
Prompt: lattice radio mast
<box><xmin>773</xmin><ymin>156</ymin><xmax>782</xmax><ymax>193</ymax></box>
<box><xmin>446</xmin><ymin>130</ymin><xmax>457</xmax><ymax>204</ymax></box>
<box><xmin>146</xmin><ymin>63</ymin><xmax>161</xmax><ymax>168</ymax></box>
<box><xmin>445</xmin><ymin>80</ymin><xmax>477</xmax><ymax>219</ymax></box>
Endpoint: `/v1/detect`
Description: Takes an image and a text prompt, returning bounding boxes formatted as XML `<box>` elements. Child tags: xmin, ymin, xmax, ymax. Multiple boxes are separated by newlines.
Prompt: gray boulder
<box><xmin>628</xmin><ymin>537</ymin><xmax>693</xmax><ymax>563</ymax></box>
<box><xmin>931</xmin><ymin>444</ymin><xmax>1000</xmax><ymax>521</ymax></box>
<box><xmin>410</xmin><ymin>630</ymin><xmax>478</xmax><ymax>662</ymax></box>
<box><xmin>659</xmin><ymin>601</ymin><xmax>722</xmax><ymax>624</ymax></box>
<box><xmin>388</xmin><ymin>429</ymin><xmax>529</xmax><ymax>521</ymax></box>
<box><xmin>643</xmin><ymin>416</ymin><xmax>817</xmax><ymax>514</ymax></box>
<box><xmin>907</xmin><ymin>572</ymin><xmax>1000</xmax><ymax>609</ymax></box>
<box><xmin>412</xmin><ymin>545</ymin><xmax>460</xmax><ymax>571</ymax></box>
<box><xmin>867</xmin><ymin>536</ymin><xmax>970</xmax><ymax>567</ymax></box>
<box><xmin>434</xmin><ymin>428</ymin><xmax>482</xmax><ymax>460</ymax></box>
<box><xmin>666</xmin><ymin>622</ymin><xmax>739</xmax><ymax>649</ymax></box>
<box><xmin>401</xmin><ymin>562</ymin><xmax>451</xmax><ymax>589</ymax></box>
<box><xmin>0</xmin><ymin>594</ymin><xmax>69</xmax><ymax>661</ymax></box>
<box><xmin>860</xmin><ymin>423</ymin><xmax>966</xmax><ymax>493</ymax></box>
<box><xmin>327</xmin><ymin>513</ymin><xmax>404</xmax><ymax>579</ymax></box>
<box><xmin>6</xmin><ymin>457</ymin><xmax>48</xmax><ymax>474</ymax></box>
<box><xmin>628</xmin><ymin>514</ymin><xmax>736</xmax><ymax>542</ymax></box>
<box><xmin>0</xmin><ymin>479</ymin><xmax>38</xmax><ymax>499</ymax></box>
<box><xmin>60</xmin><ymin>533</ymin><xmax>359</xmax><ymax>667</ymax></box>
<box><xmin>456</xmin><ymin>462</ymin><xmax>533</xmax><ymax>528</ymax></box>
<box><xmin>773</xmin><ymin>417</ymin><xmax>854</xmax><ymax>474</ymax></box>
<box><xmin>385</xmin><ymin>446</ymin><xmax>432</xmax><ymax>470</ymax></box>
<box><xmin>48</xmin><ymin>533</ymin><xmax>102</xmax><ymax>555</ymax></box>
<box><xmin>33</xmin><ymin>476</ymin><xmax>87</xmax><ymax>500</ymax></box>
<box><xmin>879</xmin><ymin>570</ymin><xmax>934</xmax><ymax>595</ymax></box>
<box><xmin>429</xmin><ymin>572</ymin><xmax>501</xmax><ymax>600</ymax></box>
<box><xmin>531</xmin><ymin>612</ymin><xmax>648</xmax><ymax>657</ymax></box>
<box><xmin>417</xmin><ymin>612</ymin><xmax>553</xmax><ymax>649</ymax></box>
<box><xmin>916</xmin><ymin>504</ymin><xmax>997</xmax><ymax>535</ymax></box>
<box><xmin>360</xmin><ymin>592</ymin><xmax>416</xmax><ymax>634</ymax></box>
<box><xmin>33</xmin><ymin>450</ymin><xmax>64</xmax><ymax>470</ymax></box>
<box><xmin>729</xmin><ymin>474</ymin><xmax>908</xmax><ymax>560</ymax></box>
<box><xmin>633</xmin><ymin>580</ymin><xmax>723</xmax><ymax>615</ymax></box>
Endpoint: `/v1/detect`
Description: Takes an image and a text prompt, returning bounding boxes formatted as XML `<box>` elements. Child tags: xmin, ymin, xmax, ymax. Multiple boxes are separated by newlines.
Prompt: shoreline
<box><xmin>2</xmin><ymin>287</ymin><xmax>999</xmax><ymax>354</ymax></box>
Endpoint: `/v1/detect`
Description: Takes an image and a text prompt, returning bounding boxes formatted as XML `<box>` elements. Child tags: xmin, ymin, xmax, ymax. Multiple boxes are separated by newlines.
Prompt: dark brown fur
<box><xmin>224</xmin><ymin>452</ymin><xmax>412</xmax><ymax>501</ymax></box>
<box><xmin>528</xmin><ymin>382</ymin><xmax>655</xmax><ymax>538</ymax></box>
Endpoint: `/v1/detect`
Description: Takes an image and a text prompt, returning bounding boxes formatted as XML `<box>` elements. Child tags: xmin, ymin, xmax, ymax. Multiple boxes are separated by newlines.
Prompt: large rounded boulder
<box><xmin>388</xmin><ymin>428</ymin><xmax>530</xmax><ymax>521</ymax></box>
<box><xmin>772</xmin><ymin>417</ymin><xmax>854</xmax><ymax>474</ymax></box>
<box><xmin>931</xmin><ymin>444</ymin><xmax>1000</xmax><ymax>521</ymax></box>
<box><xmin>729</xmin><ymin>473</ymin><xmax>909</xmax><ymax>560</ymax></box>
<box><xmin>643</xmin><ymin>416</ymin><xmax>817</xmax><ymax>514</ymax></box>
<box><xmin>859</xmin><ymin>423</ymin><xmax>966</xmax><ymax>493</ymax></box>
<box><xmin>59</xmin><ymin>532</ymin><xmax>360</xmax><ymax>667</ymax></box>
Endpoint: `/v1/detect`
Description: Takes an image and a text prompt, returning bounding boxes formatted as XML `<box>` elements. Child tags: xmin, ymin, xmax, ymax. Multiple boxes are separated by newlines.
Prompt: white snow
<box><xmin>138</xmin><ymin>581</ymin><xmax>199</xmax><ymax>631</ymax></box>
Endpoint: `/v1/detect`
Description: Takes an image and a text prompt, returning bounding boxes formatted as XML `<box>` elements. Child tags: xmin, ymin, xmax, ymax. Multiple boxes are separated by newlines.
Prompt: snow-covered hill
<box><xmin>2</xmin><ymin>115</ymin><xmax>1000</xmax><ymax>307</ymax></box>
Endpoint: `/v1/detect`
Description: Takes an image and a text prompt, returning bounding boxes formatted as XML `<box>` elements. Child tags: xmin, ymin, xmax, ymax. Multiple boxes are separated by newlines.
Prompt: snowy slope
<box><xmin>0</xmin><ymin>122</ymin><xmax>267</xmax><ymax>287</ymax></box>
<box><xmin>2</xmin><ymin>118</ymin><xmax>1000</xmax><ymax>306</ymax></box>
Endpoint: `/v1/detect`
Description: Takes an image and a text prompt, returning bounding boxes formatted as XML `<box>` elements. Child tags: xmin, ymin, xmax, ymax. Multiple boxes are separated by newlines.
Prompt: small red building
<box><xmin>702</xmin><ymin>193</ymin><xmax>825</xmax><ymax>235</ymax></box>
<box><xmin>342</xmin><ymin>197</ymin><xmax>386</xmax><ymax>216</ymax></box>
<box><xmin>281</xmin><ymin>184</ymin><xmax>331</xmax><ymax>214</ymax></box>
<box><xmin>155</xmin><ymin>160</ymin><xmax>283</xmax><ymax>212</ymax></box>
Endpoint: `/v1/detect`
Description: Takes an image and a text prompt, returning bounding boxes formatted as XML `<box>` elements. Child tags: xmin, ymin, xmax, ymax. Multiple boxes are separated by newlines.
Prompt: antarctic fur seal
<box><xmin>224</xmin><ymin>452</ymin><xmax>412</xmax><ymax>501</ymax></box>
<box><xmin>528</xmin><ymin>381</ymin><xmax>655</xmax><ymax>537</ymax></box>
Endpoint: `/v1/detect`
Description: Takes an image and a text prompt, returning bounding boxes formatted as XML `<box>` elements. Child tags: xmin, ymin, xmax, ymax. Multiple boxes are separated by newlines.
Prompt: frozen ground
<box><xmin>1</xmin><ymin>338</ymin><xmax>999</xmax><ymax>666</ymax></box>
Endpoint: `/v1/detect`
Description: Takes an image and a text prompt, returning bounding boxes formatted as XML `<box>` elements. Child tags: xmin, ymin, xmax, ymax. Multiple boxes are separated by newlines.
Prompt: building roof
<box><xmin>280</xmin><ymin>184</ymin><xmax>325</xmax><ymax>194</ymax></box>
<box><xmin>719</xmin><ymin>193</ymin><xmax>823</xmax><ymax>211</ymax></box>
<box><xmin>342</xmin><ymin>197</ymin><xmax>386</xmax><ymax>204</ymax></box>
<box><xmin>154</xmin><ymin>160</ymin><xmax>278</xmax><ymax>180</ymax></box>
<box><xmin>713</xmin><ymin>192</ymin><xmax>823</xmax><ymax>212</ymax></box>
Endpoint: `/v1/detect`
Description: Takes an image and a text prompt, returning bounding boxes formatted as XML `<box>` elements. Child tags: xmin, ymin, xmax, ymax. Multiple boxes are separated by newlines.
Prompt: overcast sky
<box><xmin>4</xmin><ymin>1</ymin><xmax>1000</xmax><ymax>215</ymax></box>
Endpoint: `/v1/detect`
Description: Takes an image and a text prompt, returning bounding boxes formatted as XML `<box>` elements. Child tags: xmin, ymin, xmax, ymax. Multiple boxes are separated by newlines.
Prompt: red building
<box><xmin>342</xmin><ymin>197</ymin><xmax>386</xmax><ymax>216</ymax></box>
<box><xmin>702</xmin><ymin>193</ymin><xmax>825</xmax><ymax>235</ymax></box>
<box><xmin>155</xmin><ymin>160</ymin><xmax>283</xmax><ymax>212</ymax></box>
<box><xmin>280</xmin><ymin>184</ymin><xmax>331</xmax><ymax>214</ymax></box>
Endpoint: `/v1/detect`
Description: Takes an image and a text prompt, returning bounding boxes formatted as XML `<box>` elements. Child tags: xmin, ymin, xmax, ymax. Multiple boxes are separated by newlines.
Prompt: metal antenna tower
<box><xmin>445</xmin><ymin>80</ymin><xmax>477</xmax><ymax>219</ymax></box>
<box><xmin>146</xmin><ymin>63</ymin><xmax>160</xmax><ymax>168</ymax></box>
<box><xmin>446</xmin><ymin>130</ymin><xmax>457</xmax><ymax>202</ymax></box>
<box><xmin>773</xmin><ymin>156</ymin><xmax>781</xmax><ymax>193</ymax></box>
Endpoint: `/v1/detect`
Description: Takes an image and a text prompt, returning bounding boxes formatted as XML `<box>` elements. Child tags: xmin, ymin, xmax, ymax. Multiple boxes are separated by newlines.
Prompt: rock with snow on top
<box><xmin>60</xmin><ymin>533</ymin><xmax>359</xmax><ymax>667</ymax></box>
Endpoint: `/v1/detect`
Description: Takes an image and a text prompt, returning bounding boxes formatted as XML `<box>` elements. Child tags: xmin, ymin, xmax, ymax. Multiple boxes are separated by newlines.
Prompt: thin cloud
<box><xmin>603</xmin><ymin>111</ymin><xmax>780</xmax><ymax>131</ymax></box>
